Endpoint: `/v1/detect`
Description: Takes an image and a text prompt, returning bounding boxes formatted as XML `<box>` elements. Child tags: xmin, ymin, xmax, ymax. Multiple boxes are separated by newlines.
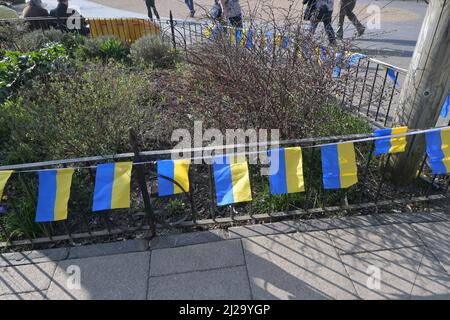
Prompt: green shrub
<box><xmin>16</xmin><ymin>29</ymin><xmax>85</xmax><ymax>53</ymax></box>
<box><xmin>0</xmin><ymin>43</ymin><xmax>69</xmax><ymax>103</ymax></box>
<box><xmin>76</xmin><ymin>36</ymin><xmax>130</xmax><ymax>63</ymax></box>
<box><xmin>130</xmin><ymin>35</ymin><xmax>178</xmax><ymax>69</ymax></box>
<box><xmin>0</xmin><ymin>19</ymin><xmax>29</xmax><ymax>54</ymax></box>
<box><xmin>0</xmin><ymin>62</ymin><xmax>161</xmax><ymax>164</ymax></box>
<box><xmin>316</xmin><ymin>104</ymin><xmax>372</xmax><ymax>136</ymax></box>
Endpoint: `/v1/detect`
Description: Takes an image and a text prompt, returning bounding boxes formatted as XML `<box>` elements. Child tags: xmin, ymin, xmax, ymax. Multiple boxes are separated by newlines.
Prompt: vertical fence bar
<box><xmin>359</xmin><ymin>141</ymin><xmax>375</xmax><ymax>203</ymax></box>
<box><xmin>129</xmin><ymin>129</ymin><xmax>156</xmax><ymax>236</ymax></box>
<box><xmin>375</xmin><ymin>68</ymin><xmax>389</xmax><ymax>122</ymax></box>
<box><xmin>358</xmin><ymin>60</ymin><xmax>370</xmax><ymax>112</ymax></box>
<box><xmin>366</xmin><ymin>63</ymin><xmax>380</xmax><ymax>116</ymax></box>
<box><xmin>384</xmin><ymin>71</ymin><xmax>400</xmax><ymax>127</ymax></box>
<box><xmin>169</xmin><ymin>11</ymin><xmax>176</xmax><ymax>50</ymax></box>
<box><xmin>349</xmin><ymin>60</ymin><xmax>361</xmax><ymax>108</ymax></box>
<box><xmin>207</xmin><ymin>165</ymin><xmax>216</xmax><ymax>221</ymax></box>
<box><xmin>340</xmin><ymin>69</ymin><xmax>349</xmax><ymax>108</ymax></box>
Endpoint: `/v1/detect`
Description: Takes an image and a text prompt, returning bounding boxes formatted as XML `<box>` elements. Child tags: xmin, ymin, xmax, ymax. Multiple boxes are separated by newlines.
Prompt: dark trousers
<box><xmin>337</xmin><ymin>0</ymin><xmax>364</xmax><ymax>36</ymax></box>
<box><xmin>185</xmin><ymin>0</ymin><xmax>194</xmax><ymax>12</ymax></box>
<box><xmin>310</xmin><ymin>7</ymin><xmax>336</xmax><ymax>44</ymax></box>
<box><xmin>145</xmin><ymin>0</ymin><xmax>160</xmax><ymax>20</ymax></box>
<box><xmin>229</xmin><ymin>15</ymin><xmax>243</xmax><ymax>28</ymax></box>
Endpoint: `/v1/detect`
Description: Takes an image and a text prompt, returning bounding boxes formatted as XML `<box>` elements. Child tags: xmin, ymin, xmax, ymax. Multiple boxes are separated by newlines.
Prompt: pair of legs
<box><xmin>145</xmin><ymin>0</ymin><xmax>160</xmax><ymax>20</ymax></box>
<box><xmin>229</xmin><ymin>14</ymin><xmax>243</xmax><ymax>28</ymax></box>
<box><xmin>337</xmin><ymin>0</ymin><xmax>365</xmax><ymax>38</ymax></box>
<box><xmin>185</xmin><ymin>0</ymin><xmax>195</xmax><ymax>16</ymax></box>
<box><xmin>310</xmin><ymin>8</ymin><xmax>336</xmax><ymax>45</ymax></box>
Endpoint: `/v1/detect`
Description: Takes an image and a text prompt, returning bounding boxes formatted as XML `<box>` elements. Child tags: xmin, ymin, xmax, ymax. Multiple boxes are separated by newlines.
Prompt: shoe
<box><xmin>357</xmin><ymin>26</ymin><xmax>365</xmax><ymax>37</ymax></box>
<box><xmin>190</xmin><ymin>10</ymin><xmax>195</xmax><ymax>18</ymax></box>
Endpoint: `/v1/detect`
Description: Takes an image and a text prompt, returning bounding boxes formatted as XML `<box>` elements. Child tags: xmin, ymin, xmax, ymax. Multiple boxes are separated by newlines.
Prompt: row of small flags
<box><xmin>204</xmin><ymin>24</ymin><xmax>400</xmax><ymax>87</ymax></box>
<box><xmin>3</xmin><ymin>127</ymin><xmax>450</xmax><ymax>222</ymax></box>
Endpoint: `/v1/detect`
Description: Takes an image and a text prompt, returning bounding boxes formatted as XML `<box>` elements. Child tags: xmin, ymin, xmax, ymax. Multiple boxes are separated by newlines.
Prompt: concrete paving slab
<box><xmin>147</xmin><ymin>266</ymin><xmax>252</xmax><ymax>300</ymax></box>
<box><xmin>0</xmin><ymin>262</ymin><xmax>56</xmax><ymax>296</ymax></box>
<box><xmin>228</xmin><ymin>221</ymin><xmax>301</xmax><ymax>238</ymax></box>
<box><xmin>150</xmin><ymin>239</ymin><xmax>244</xmax><ymax>277</ymax></box>
<box><xmin>342</xmin><ymin>245</ymin><xmax>450</xmax><ymax>300</ymax></box>
<box><xmin>298</xmin><ymin>215</ymin><xmax>381</xmax><ymax>233</ymax></box>
<box><xmin>341</xmin><ymin>246</ymin><xmax>425</xmax><ymax>299</ymax></box>
<box><xmin>68</xmin><ymin>239</ymin><xmax>149</xmax><ymax>259</ymax></box>
<box><xmin>328</xmin><ymin>223</ymin><xmax>422</xmax><ymax>254</ymax></box>
<box><xmin>150</xmin><ymin>229</ymin><xmax>230</xmax><ymax>250</ymax></box>
<box><xmin>46</xmin><ymin>252</ymin><xmax>150</xmax><ymax>300</ymax></box>
<box><xmin>376</xmin><ymin>212</ymin><xmax>450</xmax><ymax>226</ymax></box>
<box><xmin>412</xmin><ymin>221</ymin><xmax>450</xmax><ymax>274</ymax></box>
<box><xmin>0</xmin><ymin>290</ymin><xmax>48</xmax><ymax>300</ymax></box>
<box><xmin>0</xmin><ymin>248</ymin><xmax>69</xmax><ymax>267</ymax></box>
<box><xmin>242</xmin><ymin>231</ymin><xmax>358</xmax><ymax>299</ymax></box>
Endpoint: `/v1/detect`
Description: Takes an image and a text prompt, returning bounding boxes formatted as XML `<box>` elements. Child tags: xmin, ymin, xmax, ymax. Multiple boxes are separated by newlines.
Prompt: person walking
<box><xmin>219</xmin><ymin>0</ymin><xmax>242</xmax><ymax>28</ymax></box>
<box><xmin>304</xmin><ymin>0</ymin><xmax>336</xmax><ymax>45</ymax></box>
<box><xmin>185</xmin><ymin>0</ymin><xmax>195</xmax><ymax>17</ymax></box>
<box><xmin>144</xmin><ymin>0</ymin><xmax>160</xmax><ymax>21</ymax></box>
<box><xmin>336</xmin><ymin>0</ymin><xmax>365</xmax><ymax>39</ymax></box>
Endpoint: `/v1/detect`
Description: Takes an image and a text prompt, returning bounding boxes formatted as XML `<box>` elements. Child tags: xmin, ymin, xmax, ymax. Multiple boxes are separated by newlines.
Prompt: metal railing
<box><xmin>338</xmin><ymin>57</ymin><xmax>407</xmax><ymax>128</ymax></box>
<box><xmin>0</xmin><ymin>130</ymin><xmax>448</xmax><ymax>249</ymax></box>
<box><xmin>0</xmin><ymin>16</ymin><xmax>426</xmax><ymax>250</ymax></box>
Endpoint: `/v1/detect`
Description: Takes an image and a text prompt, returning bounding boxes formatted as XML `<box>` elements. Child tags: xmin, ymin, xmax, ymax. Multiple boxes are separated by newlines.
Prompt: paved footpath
<box><xmin>1</xmin><ymin>212</ymin><xmax>450</xmax><ymax>300</ymax></box>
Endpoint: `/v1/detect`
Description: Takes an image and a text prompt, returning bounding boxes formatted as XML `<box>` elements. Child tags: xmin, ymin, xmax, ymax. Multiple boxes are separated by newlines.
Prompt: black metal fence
<box><xmin>0</xmin><ymin>129</ymin><xmax>448</xmax><ymax>249</ymax></box>
<box><xmin>0</xmin><ymin>16</ymin><xmax>429</xmax><ymax>250</ymax></box>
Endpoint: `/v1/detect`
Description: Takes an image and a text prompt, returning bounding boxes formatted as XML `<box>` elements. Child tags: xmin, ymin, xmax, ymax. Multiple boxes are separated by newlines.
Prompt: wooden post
<box><xmin>387</xmin><ymin>0</ymin><xmax>450</xmax><ymax>185</ymax></box>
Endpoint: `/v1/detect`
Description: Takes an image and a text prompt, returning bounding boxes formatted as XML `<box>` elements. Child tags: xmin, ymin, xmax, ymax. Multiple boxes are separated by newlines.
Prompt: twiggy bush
<box><xmin>182</xmin><ymin>3</ymin><xmax>353</xmax><ymax>139</ymax></box>
<box><xmin>130</xmin><ymin>35</ymin><xmax>178</xmax><ymax>69</ymax></box>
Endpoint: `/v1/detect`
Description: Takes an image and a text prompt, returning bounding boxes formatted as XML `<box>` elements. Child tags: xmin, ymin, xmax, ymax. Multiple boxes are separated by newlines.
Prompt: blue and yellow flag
<box><xmin>157</xmin><ymin>159</ymin><xmax>190</xmax><ymax>196</ymax></box>
<box><xmin>245</xmin><ymin>29</ymin><xmax>254</xmax><ymax>49</ymax></box>
<box><xmin>269</xmin><ymin>147</ymin><xmax>305</xmax><ymax>195</ymax></box>
<box><xmin>275</xmin><ymin>35</ymin><xmax>289</xmax><ymax>49</ymax></box>
<box><xmin>374</xmin><ymin>127</ymin><xmax>408</xmax><ymax>155</ymax></box>
<box><xmin>0</xmin><ymin>170</ymin><xmax>14</xmax><ymax>202</ymax></box>
<box><xmin>346</xmin><ymin>52</ymin><xmax>366</xmax><ymax>68</ymax></box>
<box><xmin>265</xmin><ymin>31</ymin><xmax>272</xmax><ymax>51</ymax></box>
<box><xmin>333</xmin><ymin>52</ymin><xmax>343</xmax><ymax>78</ymax></box>
<box><xmin>213</xmin><ymin>156</ymin><xmax>252</xmax><ymax>206</ymax></box>
<box><xmin>204</xmin><ymin>23</ymin><xmax>220</xmax><ymax>40</ymax></box>
<box><xmin>322</xmin><ymin>143</ymin><xmax>358</xmax><ymax>189</ymax></box>
<box><xmin>35</xmin><ymin>169</ymin><xmax>74</xmax><ymax>222</ymax></box>
<box><xmin>317</xmin><ymin>47</ymin><xmax>326</xmax><ymax>65</ymax></box>
<box><xmin>92</xmin><ymin>162</ymin><xmax>132</xmax><ymax>212</ymax></box>
<box><xmin>425</xmin><ymin>128</ymin><xmax>450</xmax><ymax>174</ymax></box>
<box><xmin>385</xmin><ymin>67</ymin><xmax>399</xmax><ymax>87</ymax></box>
<box><xmin>440</xmin><ymin>92</ymin><xmax>450</xmax><ymax>118</ymax></box>
<box><xmin>230</xmin><ymin>28</ymin><xmax>241</xmax><ymax>46</ymax></box>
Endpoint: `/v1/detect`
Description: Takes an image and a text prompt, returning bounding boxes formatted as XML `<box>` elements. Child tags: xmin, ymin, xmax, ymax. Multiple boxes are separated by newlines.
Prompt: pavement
<box><xmin>78</xmin><ymin>0</ymin><xmax>428</xmax><ymax>70</ymax></box>
<box><xmin>1</xmin><ymin>211</ymin><xmax>450</xmax><ymax>300</ymax></box>
<box><xmin>10</xmin><ymin>0</ymin><xmax>426</xmax><ymax>70</ymax></box>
